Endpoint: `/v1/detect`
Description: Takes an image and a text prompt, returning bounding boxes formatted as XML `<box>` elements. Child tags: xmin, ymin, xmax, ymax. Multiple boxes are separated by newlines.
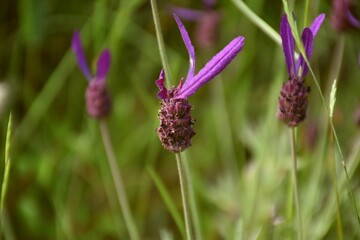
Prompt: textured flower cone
<box><xmin>277</xmin><ymin>79</ymin><xmax>310</xmax><ymax>127</ymax></box>
<box><xmin>156</xmin><ymin>98</ymin><xmax>195</xmax><ymax>153</ymax></box>
<box><xmin>85</xmin><ymin>80</ymin><xmax>111</xmax><ymax>119</ymax></box>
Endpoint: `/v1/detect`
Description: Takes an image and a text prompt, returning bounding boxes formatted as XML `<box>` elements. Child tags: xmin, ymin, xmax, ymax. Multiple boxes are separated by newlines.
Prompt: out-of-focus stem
<box><xmin>99</xmin><ymin>120</ymin><xmax>139</xmax><ymax>240</ymax></box>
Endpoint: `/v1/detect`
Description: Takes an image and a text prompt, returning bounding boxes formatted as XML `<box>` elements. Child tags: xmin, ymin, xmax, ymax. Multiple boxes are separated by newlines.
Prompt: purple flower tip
<box><xmin>72</xmin><ymin>32</ymin><xmax>92</xmax><ymax>81</ymax></box>
<box><xmin>71</xmin><ymin>32</ymin><xmax>111</xmax><ymax>82</ymax></box>
<box><xmin>155</xmin><ymin>15</ymin><xmax>245</xmax><ymax>100</ymax></box>
<box><xmin>280</xmin><ymin>14</ymin><xmax>324</xmax><ymax>80</ymax></box>
<box><xmin>95</xmin><ymin>49</ymin><xmax>111</xmax><ymax>82</ymax></box>
<box><xmin>156</xmin><ymin>70</ymin><xmax>167</xmax><ymax>100</ymax></box>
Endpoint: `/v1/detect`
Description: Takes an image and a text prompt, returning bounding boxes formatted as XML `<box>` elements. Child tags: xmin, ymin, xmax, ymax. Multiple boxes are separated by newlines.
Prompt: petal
<box><xmin>173</xmin><ymin>14</ymin><xmax>196</xmax><ymax>82</ymax></box>
<box><xmin>155</xmin><ymin>69</ymin><xmax>168</xmax><ymax>100</ymax></box>
<box><xmin>71</xmin><ymin>31</ymin><xmax>92</xmax><ymax>81</ymax></box>
<box><xmin>203</xmin><ymin>0</ymin><xmax>216</xmax><ymax>8</ymax></box>
<box><xmin>176</xmin><ymin>36</ymin><xmax>245</xmax><ymax>99</ymax></box>
<box><xmin>95</xmin><ymin>49</ymin><xmax>111</xmax><ymax>81</ymax></box>
<box><xmin>347</xmin><ymin>10</ymin><xmax>360</xmax><ymax>28</ymax></box>
<box><xmin>309</xmin><ymin>13</ymin><xmax>325</xmax><ymax>37</ymax></box>
<box><xmin>298</xmin><ymin>28</ymin><xmax>314</xmax><ymax>78</ymax></box>
<box><xmin>171</xmin><ymin>7</ymin><xmax>203</xmax><ymax>21</ymax></box>
<box><xmin>280</xmin><ymin>15</ymin><xmax>296</xmax><ymax>78</ymax></box>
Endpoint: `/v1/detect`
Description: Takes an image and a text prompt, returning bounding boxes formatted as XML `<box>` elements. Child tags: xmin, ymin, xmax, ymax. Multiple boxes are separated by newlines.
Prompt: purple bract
<box><xmin>156</xmin><ymin>14</ymin><xmax>245</xmax><ymax>100</ymax></box>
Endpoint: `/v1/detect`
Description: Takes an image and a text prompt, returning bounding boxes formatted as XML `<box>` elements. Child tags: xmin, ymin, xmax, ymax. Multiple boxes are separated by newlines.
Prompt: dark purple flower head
<box><xmin>71</xmin><ymin>32</ymin><xmax>112</xmax><ymax>119</ymax></box>
<box><xmin>277</xmin><ymin>14</ymin><xmax>325</xmax><ymax>127</ymax></box>
<box><xmin>331</xmin><ymin>0</ymin><xmax>360</xmax><ymax>32</ymax></box>
<box><xmin>172</xmin><ymin>0</ymin><xmax>220</xmax><ymax>49</ymax></box>
<box><xmin>156</xmin><ymin>15</ymin><xmax>245</xmax><ymax>152</ymax></box>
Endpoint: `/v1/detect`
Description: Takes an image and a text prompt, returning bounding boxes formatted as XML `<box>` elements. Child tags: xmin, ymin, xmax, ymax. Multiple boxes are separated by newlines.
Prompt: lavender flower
<box><xmin>172</xmin><ymin>0</ymin><xmax>220</xmax><ymax>49</ymax></box>
<box><xmin>277</xmin><ymin>14</ymin><xmax>325</xmax><ymax>127</ymax></box>
<box><xmin>331</xmin><ymin>0</ymin><xmax>360</xmax><ymax>32</ymax></box>
<box><xmin>156</xmin><ymin>14</ymin><xmax>245</xmax><ymax>153</ymax></box>
<box><xmin>71</xmin><ymin>32</ymin><xmax>112</xmax><ymax>119</ymax></box>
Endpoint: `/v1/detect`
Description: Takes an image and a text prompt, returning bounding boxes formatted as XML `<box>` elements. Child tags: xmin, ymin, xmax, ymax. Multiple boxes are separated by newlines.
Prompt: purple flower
<box><xmin>155</xmin><ymin>14</ymin><xmax>245</xmax><ymax>153</ymax></box>
<box><xmin>172</xmin><ymin>0</ymin><xmax>220</xmax><ymax>49</ymax></box>
<box><xmin>71</xmin><ymin>32</ymin><xmax>112</xmax><ymax>119</ymax></box>
<box><xmin>277</xmin><ymin>14</ymin><xmax>325</xmax><ymax>127</ymax></box>
<box><xmin>331</xmin><ymin>0</ymin><xmax>360</xmax><ymax>32</ymax></box>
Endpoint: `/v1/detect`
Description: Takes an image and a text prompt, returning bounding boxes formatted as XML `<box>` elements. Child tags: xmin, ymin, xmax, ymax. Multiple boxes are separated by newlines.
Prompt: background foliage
<box><xmin>0</xmin><ymin>0</ymin><xmax>360</xmax><ymax>239</ymax></box>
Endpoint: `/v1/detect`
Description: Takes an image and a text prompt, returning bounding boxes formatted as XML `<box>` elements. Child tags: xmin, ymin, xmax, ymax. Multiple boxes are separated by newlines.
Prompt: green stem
<box><xmin>1</xmin><ymin>114</ymin><xmax>12</xmax><ymax>213</ymax></box>
<box><xmin>182</xmin><ymin>153</ymin><xmax>202</xmax><ymax>240</ymax></box>
<box><xmin>176</xmin><ymin>153</ymin><xmax>193</xmax><ymax>240</ymax></box>
<box><xmin>150</xmin><ymin>0</ymin><xmax>173</xmax><ymax>86</ymax></box>
<box><xmin>329</xmin><ymin>123</ymin><xmax>343</xmax><ymax>240</ymax></box>
<box><xmin>99</xmin><ymin>120</ymin><xmax>140</xmax><ymax>240</ymax></box>
<box><xmin>232</xmin><ymin>0</ymin><xmax>281</xmax><ymax>46</ymax></box>
<box><xmin>290</xmin><ymin>128</ymin><xmax>303</xmax><ymax>240</ymax></box>
<box><xmin>1</xmin><ymin>114</ymin><xmax>13</xmax><ymax>240</ymax></box>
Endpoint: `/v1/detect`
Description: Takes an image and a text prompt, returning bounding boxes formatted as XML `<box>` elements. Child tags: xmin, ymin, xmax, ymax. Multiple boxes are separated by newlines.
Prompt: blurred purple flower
<box><xmin>277</xmin><ymin>14</ymin><xmax>325</xmax><ymax>127</ymax></box>
<box><xmin>71</xmin><ymin>32</ymin><xmax>112</xmax><ymax>119</ymax></box>
<box><xmin>331</xmin><ymin>0</ymin><xmax>360</xmax><ymax>32</ymax></box>
<box><xmin>172</xmin><ymin>0</ymin><xmax>220</xmax><ymax>49</ymax></box>
<box><xmin>156</xmin><ymin>14</ymin><xmax>245</xmax><ymax>152</ymax></box>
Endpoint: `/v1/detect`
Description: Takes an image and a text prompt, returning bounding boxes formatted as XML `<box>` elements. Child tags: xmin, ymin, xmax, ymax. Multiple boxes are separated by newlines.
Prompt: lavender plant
<box><xmin>277</xmin><ymin>13</ymin><xmax>324</xmax><ymax>239</ymax></box>
<box><xmin>156</xmin><ymin>14</ymin><xmax>245</xmax><ymax>153</ymax></box>
<box><xmin>72</xmin><ymin>32</ymin><xmax>139</xmax><ymax>240</ymax></box>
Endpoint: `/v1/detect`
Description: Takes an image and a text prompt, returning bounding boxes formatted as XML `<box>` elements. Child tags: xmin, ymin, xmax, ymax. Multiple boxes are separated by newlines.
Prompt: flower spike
<box><xmin>155</xmin><ymin>15</ymin><xmax>245</xmax><ymax>152</ymax></box>
<box><xmin>71</xmin><ymin>32</ymin><xmax>112</xmax><ymax>119</ymax></box>
<box><xmin>277</xmin><ymin>14</ymin><xmax>324</xmax><ymax>127</ymax></box>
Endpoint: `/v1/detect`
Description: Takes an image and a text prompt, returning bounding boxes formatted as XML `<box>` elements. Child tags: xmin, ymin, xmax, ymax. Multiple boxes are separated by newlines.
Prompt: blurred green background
<box><xmin>0</xmin><ymin>0</ymin><xmax>360</xmax><ymax>239</ymax></box>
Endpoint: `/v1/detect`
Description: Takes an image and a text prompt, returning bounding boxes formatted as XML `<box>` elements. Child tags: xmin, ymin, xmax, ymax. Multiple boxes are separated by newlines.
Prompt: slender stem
<box><xmin>1</xmin><ymin>114</ymin><xmax>12</xmax><ymax>239</ymax></box>
<box><xmin>99</xmin><ymin>120</ymin><xmax>140</xmax><ymax>240</ymax></box>
<box><xmin>150</xmin><ymin>0</ymin><xmax>173</xmax><ymax>86</ymax></box>
<box><xmin>329</xmin><ymin>123</ymin><xmax>343</xmax><ymax>240</ymax></box>
<box><xmin>176</xmin><ymin>153</ymin><xmax>193</xmax><ymax>240</ymax></box>
<box><xmin>232</xmin><ymin>0</ymin><xmax>281</xmax><ymax>46</ymax></box>
<box><xmin>290</xmin><ymin>128</ymin><xmax>303</xmax><ymax>240</ymax></box>
<box><xmin>182</xmin><ymin>153</ymin><xmax>202</xmax><ymax>240</ymax></box>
